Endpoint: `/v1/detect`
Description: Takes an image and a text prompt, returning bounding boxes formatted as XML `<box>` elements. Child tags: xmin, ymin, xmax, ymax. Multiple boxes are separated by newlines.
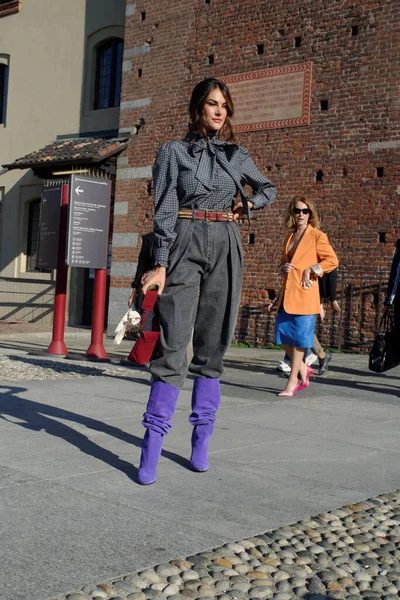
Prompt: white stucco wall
<box><xmin>0</xmin><ymin>0</ymin><xmax>125</xmax><ymax>322</ymax></box>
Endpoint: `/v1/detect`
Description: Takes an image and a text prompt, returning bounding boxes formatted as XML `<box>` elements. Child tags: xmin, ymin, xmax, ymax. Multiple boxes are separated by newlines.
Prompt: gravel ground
<box><xmin>49</xmin><ymin>491</ymin><xmax>400</xmax><ymax>600</ymax></box>
<box><xmin>0</xmin><ymin>353</ymin><xmax>140</xmax><ymax>382</ymax></box>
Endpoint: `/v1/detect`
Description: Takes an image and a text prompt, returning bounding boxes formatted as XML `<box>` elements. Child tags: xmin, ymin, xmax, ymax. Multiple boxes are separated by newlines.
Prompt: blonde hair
<box><xmin>285</xmin><ymin>196</ymin><xmax>320</xmax><ymax>230</ymax></box>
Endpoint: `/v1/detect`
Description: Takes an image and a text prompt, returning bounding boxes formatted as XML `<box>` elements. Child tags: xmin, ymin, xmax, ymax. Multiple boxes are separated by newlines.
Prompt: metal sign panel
<box><xmin>37</xmin><ymin>185</ymin><xmax>63</xmax><ymax>270</ymax></box>
<box><xmin>67</xmin><ymin>175</ymin><xmax>111</xmax><ymax>269</ymax></box>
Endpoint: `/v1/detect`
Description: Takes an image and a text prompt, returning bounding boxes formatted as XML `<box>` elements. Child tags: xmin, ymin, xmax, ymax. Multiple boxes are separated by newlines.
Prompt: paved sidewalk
<box><xmin>0</xmin><ymin>331</ymin><xmax>399</xmax><ymax>599</ymax></box>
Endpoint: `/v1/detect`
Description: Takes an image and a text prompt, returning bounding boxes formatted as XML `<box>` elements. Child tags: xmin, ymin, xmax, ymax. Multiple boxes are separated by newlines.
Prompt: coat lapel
<box><xmin>287</xmin><ymin>225</ymin><xmax>312</xmax><ymax>263</ymax></box>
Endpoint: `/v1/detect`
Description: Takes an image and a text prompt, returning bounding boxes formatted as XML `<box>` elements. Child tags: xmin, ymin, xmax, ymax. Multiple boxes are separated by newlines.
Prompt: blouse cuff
<box><xmin>310</xmin><ymin>263</ymin><xmax>323</xmax><ymax>277</ymax></box>
<box><xmin>154</xmin><ymin>247</ymin><xmax>170</xmax><ymax>269</ymax></box>
<box><xmin>250</xmin><ymin>193</ymin><xmax>265</xmax><ymax>210</ymax></box>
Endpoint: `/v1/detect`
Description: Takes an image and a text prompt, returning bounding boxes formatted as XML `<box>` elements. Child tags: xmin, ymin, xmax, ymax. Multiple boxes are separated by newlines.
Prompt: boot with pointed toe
<box><xmin>137</xmin><ymin>381</ymin><xmax>180</xmax><ymax>485</ymax></box>
<box><xmin>189</xmin><ymin>378</ymin><xmax>220</xmax><ymax>472</ymax></box>
<box><xmin>137</xmin><ymin>429</ymin><xmax>163</xmax><ymax>485</ymax></box>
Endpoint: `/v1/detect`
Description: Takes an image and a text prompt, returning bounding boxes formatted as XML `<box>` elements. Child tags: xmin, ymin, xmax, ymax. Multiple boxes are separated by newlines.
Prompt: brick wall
<box><xmin>109</xmin><ymin>0</ymin><xmax>400</xmax><ymax>345</ymax></box>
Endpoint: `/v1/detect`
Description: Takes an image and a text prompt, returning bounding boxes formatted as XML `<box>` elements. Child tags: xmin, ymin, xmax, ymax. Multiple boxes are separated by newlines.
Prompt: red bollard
<box><xmin>85</xmin><ymin>268</ymin><xmax>108</xmax><ymax>360</ymax></box>
<box><xmin>47</xmin><ymin>184</ymin><xmax>69</xmax><ymax>355</ymax></box>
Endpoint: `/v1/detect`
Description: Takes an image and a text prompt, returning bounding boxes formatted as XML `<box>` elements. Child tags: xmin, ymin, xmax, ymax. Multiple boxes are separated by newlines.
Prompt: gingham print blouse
<box><xmin>153</xmin><ymin>128</ymin><xmax>277</xmax><ymax>267</ymax></box>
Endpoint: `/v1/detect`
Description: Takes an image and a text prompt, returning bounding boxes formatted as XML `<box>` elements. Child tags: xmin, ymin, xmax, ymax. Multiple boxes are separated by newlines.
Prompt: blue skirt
<box><xmin>275</xmin><ymin>309</ymin><xmax>316</xmax><ymax>348</ymax></box>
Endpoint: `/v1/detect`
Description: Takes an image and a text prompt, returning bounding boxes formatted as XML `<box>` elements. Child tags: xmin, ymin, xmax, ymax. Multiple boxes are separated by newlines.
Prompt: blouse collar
<box><xmin>185</xmin><ymin>124</ymin><xmax>237</xmax><ymax>155</ymax></box>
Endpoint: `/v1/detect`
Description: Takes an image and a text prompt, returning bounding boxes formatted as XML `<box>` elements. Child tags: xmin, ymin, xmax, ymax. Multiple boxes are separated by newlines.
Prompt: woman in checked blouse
<box><xmin>136</xmin><ymin>78</ymin><xmax>276</xmax><ymax>485</ymax></box>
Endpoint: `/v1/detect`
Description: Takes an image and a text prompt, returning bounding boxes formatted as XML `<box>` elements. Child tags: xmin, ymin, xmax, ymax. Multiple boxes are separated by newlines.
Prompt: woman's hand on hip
<box><xmin>232</xmin><ymin>199</ymin><xmax>254</xmax><ymax>221</ymax></box>
<box><xmin>301</xmin><ymin>267</ymin><xmax>315</xmax><ymax>289</ymax></box>
<box><xmin>142</xmin><ymin>266</ymin><xmax>166</xmax><ymax>296</ymax></box>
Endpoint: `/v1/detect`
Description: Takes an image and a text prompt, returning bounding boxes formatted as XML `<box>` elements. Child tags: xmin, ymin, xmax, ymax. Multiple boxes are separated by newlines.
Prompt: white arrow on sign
<box><xmin>75</xmin><ymin>186</ymin><xmax>84</xmax><ymax>196</ymax></box>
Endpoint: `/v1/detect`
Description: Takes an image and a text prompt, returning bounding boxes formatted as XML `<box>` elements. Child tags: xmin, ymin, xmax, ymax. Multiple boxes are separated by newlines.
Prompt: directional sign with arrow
<box><xmin>67</xmin><ymin>174</ymin><xmax>112</xmax><ymax>269</ymax></box>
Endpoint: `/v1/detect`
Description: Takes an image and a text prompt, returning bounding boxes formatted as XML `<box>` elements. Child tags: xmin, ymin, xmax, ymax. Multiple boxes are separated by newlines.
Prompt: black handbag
<box><xmin>369</xmin><ymin>311</ymin><xmax>400</xmax><ymax>373</ymax></box>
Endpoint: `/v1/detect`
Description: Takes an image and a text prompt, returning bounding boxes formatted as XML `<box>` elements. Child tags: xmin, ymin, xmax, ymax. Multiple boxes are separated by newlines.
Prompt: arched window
<box><xmin>26</xmin><ymin>199</ymin><xmax>41</xmax><ymax>272</ymax></box>
<box><xmin>0</xmin><ymin>63</ymin><xmax>8</xmax><ymax>124</ymax></box>
<box><xmin>94</xmin><ymin>38</ymin><xmax>123</xmax><ymax>110</ymax></box>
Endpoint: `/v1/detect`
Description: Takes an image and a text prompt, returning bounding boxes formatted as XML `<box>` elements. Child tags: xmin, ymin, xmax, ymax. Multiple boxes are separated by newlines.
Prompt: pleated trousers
<box><xmin>150</xmin><ymin>219</ymin><xmax>243</xmax><ymax>388</ymax></box>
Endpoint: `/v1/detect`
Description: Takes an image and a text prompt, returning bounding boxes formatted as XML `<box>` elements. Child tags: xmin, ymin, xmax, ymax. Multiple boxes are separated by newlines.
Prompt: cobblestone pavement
<box><xmin>50</xmin><ymin>491</ymin><xmax>400</xmax><ymax>600</ymax></box>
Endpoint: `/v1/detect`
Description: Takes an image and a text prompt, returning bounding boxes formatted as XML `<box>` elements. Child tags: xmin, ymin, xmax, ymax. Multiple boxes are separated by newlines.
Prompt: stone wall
<box><xmin>110</xmin><ymin>0</ymin><xmax>400</xmax><ymax>345</ymax></box>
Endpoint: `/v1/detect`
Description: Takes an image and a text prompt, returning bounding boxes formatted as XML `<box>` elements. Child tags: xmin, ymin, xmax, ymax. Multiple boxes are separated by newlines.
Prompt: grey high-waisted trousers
<box><xmin>151</xmin><ymin>219</ymin><xmax>244</xmax><ymax>388</ymax></box>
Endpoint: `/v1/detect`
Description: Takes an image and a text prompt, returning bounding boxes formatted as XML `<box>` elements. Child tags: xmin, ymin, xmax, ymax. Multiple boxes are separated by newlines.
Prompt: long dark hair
<box><xmin>189</xmin><ymin>78</ymin><xmax>235</xmax><ymax>141</ymax></box>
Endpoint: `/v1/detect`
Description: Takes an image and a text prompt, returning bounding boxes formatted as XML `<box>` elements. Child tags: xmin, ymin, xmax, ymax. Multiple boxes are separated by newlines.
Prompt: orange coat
<box><xmin>278</xmin><ymin>225</ymin><xmax>339</xmax><ymax>315</ymax></box>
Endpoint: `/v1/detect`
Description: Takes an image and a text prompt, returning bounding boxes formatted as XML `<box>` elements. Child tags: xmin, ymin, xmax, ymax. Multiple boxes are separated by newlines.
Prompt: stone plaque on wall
<box><xmin>223</xmin><ymin>63</ymin><xmax>312</xmax><ymax>132</ymax></box>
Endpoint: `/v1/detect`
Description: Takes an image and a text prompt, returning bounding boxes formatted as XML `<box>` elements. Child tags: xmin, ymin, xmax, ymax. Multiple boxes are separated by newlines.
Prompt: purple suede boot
<box><xmin>137</xmin><ymin>381</ymin><xmax>180</xmax><ymax>485</ymax></box>
<box><xmin>189</xmin><ymin>378</ymin><xmax>220</xmax><ymax>472</ymax></box>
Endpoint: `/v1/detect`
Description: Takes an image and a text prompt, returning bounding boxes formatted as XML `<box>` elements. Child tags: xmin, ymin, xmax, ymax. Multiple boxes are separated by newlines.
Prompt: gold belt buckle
<box><xmin>205</xmin><ymin>209</ymin><xmax>210</xmax><ymax>222</ymax></box>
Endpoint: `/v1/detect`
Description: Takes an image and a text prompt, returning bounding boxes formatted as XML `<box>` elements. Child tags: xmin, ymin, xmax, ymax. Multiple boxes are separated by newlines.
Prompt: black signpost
<box><xmin>37</xmin><ymin>184</ymin><xmax>63</xmax><ymax>270</ymax></box>
<box><xmin>67</xmin><ymin>174</ymin><xmax>112</xmax><ymax>269</ymax></box>
<box><xmin>67</xmin><ymin>174</ymin><xmax>112</xmax><ymax>359</ymax></box>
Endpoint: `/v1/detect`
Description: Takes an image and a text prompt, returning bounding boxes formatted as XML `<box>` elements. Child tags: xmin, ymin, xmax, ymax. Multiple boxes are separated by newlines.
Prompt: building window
<box><xmin>0</xmin><ymin>1</ymin><xmax>21</xmax><ymax>19</ymax></box>
<box><xmin>0</xmin><ymin>64</ymin><xmax>8</xmax><ymax>124</ymax></box>
<box><xmin>94</xmin><ymin>38</ymin><xmax>123</xmax><ymax>110</ymax></box>
<box><xmin>26</xmin><ymin>199</ymin><xmax>40</xmax><ymax>272</ymax></box>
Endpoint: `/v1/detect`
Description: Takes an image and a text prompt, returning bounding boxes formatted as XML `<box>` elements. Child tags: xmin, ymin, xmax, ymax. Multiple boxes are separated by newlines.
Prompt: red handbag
<box><xmin>127</xmin><ymin>289</ymin><xmax>160</xmax><ymax>365</ymax></box>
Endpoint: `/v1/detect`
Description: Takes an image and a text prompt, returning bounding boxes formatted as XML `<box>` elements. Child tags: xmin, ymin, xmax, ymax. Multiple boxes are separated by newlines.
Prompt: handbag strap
<box><xmin>140</xmin><ymin>289</ymin><xmax>158</xmax><ymax>327</ymax></box>
<box><xmin>380</xmin><ymin>310</ymin><xmax>395</xmax><ymax>333</ymax></box>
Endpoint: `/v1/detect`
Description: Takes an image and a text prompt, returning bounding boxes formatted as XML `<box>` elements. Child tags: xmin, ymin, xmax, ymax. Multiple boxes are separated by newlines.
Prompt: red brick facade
<box><xmin>113</xmin><ymin>0</ymin><xmax>400</xmax><ymax>346</ymax></box>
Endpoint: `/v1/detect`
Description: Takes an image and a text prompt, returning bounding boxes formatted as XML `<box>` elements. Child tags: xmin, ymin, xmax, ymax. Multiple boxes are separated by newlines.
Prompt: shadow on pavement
<box><xmin>223</xmin><ymin>358</ymin><xmax>277</xmax><ymax>373</ymax></box>
<box><xmin>223</xmin><ymin>358</ymin><xmax>400</xmax><ymax>399</ymax></box>
<box><xmin>313</xmin><ymin>375</ymin><xmax>400</xmax><ymax>399</ymax></box>
<box><xmin>327</xmin><ymin>363</ymin><xmax>400</xmax><ymax>380</ymax></box>
<box><xmin>221</xmin><ymin>372</ymin><xmax>400</xmax><ymax>400</ymax></box>
<box><xmin>0</xmin><ymin>384</ymin><xmax>190</xmax><ymax>483</ymax></box>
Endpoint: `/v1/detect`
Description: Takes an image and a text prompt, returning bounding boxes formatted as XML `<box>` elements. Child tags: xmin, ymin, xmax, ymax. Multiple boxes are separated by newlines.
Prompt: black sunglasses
<box><xmin>293</xmin><ymin>207</ymin><xmax>310</xmax><ymax>215</ymax></box>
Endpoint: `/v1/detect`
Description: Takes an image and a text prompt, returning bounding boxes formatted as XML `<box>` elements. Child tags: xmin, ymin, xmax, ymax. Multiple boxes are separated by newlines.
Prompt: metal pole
<box><xmin>85</xmin><ymin>268</ymin><xmax>108</xmax><ymax>360</ymax></box>
<box><xmin>375</xmin><ymin>267</ymin><xmax>383</xmax><ymax>333</ymax></box>
<box><xmin>47</xmin><ymin>183</ymin><xmax>69</xmax><ymax>355</ymax></box>
<box><xmin>358</xmin><ymin>273</ymin><xmax>363</xmax><ymax>345</ymax></box>
<box><xmin>337</xmin><ymin>268</ymin><xmax>345</xmax><ymax>351</ymax></box>
<box><xmin>348</xmin><ymin>281</ymin><xmax>354</xmax><ymax>350</ymax></box>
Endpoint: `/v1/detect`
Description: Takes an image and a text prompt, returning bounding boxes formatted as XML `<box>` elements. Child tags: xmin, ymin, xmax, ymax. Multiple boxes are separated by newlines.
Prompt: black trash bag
<box><xmin>369</xmin><ymin>310</ymin><xmax>400</xmax><ymax>373</ymax></box>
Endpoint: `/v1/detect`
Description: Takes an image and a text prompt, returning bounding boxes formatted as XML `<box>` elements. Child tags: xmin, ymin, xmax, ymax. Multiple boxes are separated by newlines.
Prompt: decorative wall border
<box><xmin>0</xmin><ymin>0</ymin><xmax>22</xmax><ymax>19</ymax></box>
<box><xmin>222</xmin><ymin>62</ymin><xmax>312</xmax><ymax>132</ymax></box>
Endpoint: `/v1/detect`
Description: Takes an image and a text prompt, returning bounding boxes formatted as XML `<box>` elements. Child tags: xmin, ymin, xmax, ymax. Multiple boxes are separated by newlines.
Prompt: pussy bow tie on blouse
<box><xmin>186</xmin><ymin>133</ymin><xmax>249</xmax><ymax>215</ymax></box>
<box><xmin>188</xmin><ymin>135</ymin><xmax>234</xmax><ymax>190</ymax></box>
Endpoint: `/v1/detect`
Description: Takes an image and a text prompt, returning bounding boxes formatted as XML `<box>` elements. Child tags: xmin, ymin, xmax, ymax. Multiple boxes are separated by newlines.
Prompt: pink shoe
<box><xmin>294</xmin><ymin>365</ymin><xmax>315</xmax><ymax>392</ymax></box>
<box><xmin>277</xmin><ymin>381</ymin><xmax>299</xmax><ymax>396</ymax></box>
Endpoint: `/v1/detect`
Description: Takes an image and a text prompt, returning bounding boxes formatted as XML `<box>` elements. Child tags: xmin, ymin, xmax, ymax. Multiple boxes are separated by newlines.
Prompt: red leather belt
<box><xmin>178</xmin><ymin>209</ymin><xmax>233</xmax><ymax>222</ymax></box>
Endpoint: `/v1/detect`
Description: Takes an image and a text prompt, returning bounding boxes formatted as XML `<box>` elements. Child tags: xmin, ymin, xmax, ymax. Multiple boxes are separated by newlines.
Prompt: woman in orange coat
<box><xmin>275</xmin><ymin>196</ymin><xmax>338</xmax><ymax>396</ymax></box>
